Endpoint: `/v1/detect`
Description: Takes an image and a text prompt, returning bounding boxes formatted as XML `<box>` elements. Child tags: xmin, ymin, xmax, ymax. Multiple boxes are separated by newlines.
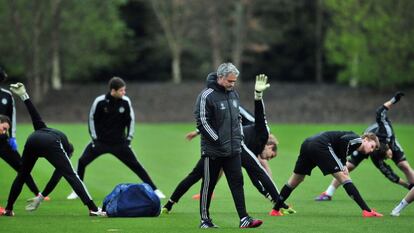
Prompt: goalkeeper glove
<box><xmin>10</xmin><ymin>82</ymin><xmax>30</xmax><ymax>101</ymax></box>
<box><xmin>254</xmin><ymin>74</ymin><xmax>270</xmax><ymax>100</ymax></box>
<box><xmin>9</xmin><ymin>137</ymin><xmax>18</xmax><ymax>151</ymax></box>
<box><xmin>390</xmin><ymin>91</ymin><xmax>404</xmax><ymax>104</ymax></box>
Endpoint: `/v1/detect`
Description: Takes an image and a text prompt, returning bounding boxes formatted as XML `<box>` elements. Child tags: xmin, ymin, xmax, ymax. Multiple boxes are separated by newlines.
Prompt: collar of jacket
<box><xmin>206</xmin><ymin>73</ymin><xmax>230</xmax><ymax>93</ymax></box>
<box><xmin>105</xmin><ymin>92</ymin><xmax>122</xmax><ymax>102</ymax></box>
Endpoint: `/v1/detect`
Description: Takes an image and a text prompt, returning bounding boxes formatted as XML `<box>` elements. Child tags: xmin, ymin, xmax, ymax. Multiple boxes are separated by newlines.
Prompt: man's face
<box><xmin>218</xmin><ymin>73</ymin><xmax>237</xmax><ymax>91</ymax></box>
<box><xmin>259</xmin><ymin>144</ymin><xmax>277</xmax><ymax>160</ymax></box>
<box><xmin>359</xmin><ymin>139</ymin><xmax>377</xmax><ymax>154</ymax></box>
<box><xmin>0</xmin><ymin>122</ymin><xmax>10</xmax><ymax>135</ymax></box>
<box><xmin>111</xmin><ymin>86</ymin><xmax>126</xmax><ymax>99</ymax></box>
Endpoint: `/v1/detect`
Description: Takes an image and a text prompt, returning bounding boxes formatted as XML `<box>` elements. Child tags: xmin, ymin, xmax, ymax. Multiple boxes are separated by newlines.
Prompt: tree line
<box><xmin>0</xmin><ymin>0</ymin><xmax>413</xmax><ymax>102</ymax></box>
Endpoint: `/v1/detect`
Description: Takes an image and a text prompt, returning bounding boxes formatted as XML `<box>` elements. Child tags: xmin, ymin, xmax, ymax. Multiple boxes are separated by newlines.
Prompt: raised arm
<box><xmin>10</xmin><ymin>83</ymin><xmax>47</xmax><ymax>130</ymax></box>
<box><xmin>253</xmin><ymin>74</ymin><xmax>271</xmax><ymax>144</ymax></box>
<box><xmin>375</xmin><ymin>92</ymin><xmax>404</xmax><ymax>141</ymax></box>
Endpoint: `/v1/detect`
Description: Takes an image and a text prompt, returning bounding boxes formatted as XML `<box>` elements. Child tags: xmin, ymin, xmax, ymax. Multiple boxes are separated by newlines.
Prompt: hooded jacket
<box><xmin>195</xmin><ymin>72</ymin><xmax>242</xmax><ymax>158</ymax></box>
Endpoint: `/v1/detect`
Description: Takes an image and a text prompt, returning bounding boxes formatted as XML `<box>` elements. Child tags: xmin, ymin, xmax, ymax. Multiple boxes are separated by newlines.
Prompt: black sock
<box><xmin>343</xmin><ymin>182</ymin><xmax>370</xmax><ymax>211</ymax></box>
<box><xmin>86</xmin><ymin>200</ymin><xmax>98</xmax><ymax>212</ymax></box>
<box><xmin>163</xmin><ymin>200</ymin><xmax>175</xmax><ymax>211</ymax></box>
<box><xmin>273</xmin><ymin>184</ymin><xmax>294</xmax><ymax>210</ymax></box>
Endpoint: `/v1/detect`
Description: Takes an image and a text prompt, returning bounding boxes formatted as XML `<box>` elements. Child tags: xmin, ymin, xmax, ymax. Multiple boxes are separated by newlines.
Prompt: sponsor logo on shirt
<box><xmin>119</xmin><ymin>106</ymin><xmax>125</xmax><ymax>113</ymax></box>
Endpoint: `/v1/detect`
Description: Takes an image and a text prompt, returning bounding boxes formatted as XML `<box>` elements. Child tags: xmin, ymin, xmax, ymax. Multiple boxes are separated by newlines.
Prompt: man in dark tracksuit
<box><xmin>316</xmin><ymin>92</ymin><xmax>414</xmax><ymax>200</ymax></box>
<box><xmin>1</xmin><ymin>83</ymin><xmax>105</xmax><ymax>217</ymax></box>
<box><xmin>272</xmin><ymin>130</ymin><xmax>384</xmax><ymax>217</ymax></box>
<box><xmin>67</xmin><ymin>77</ymin><xmax>164</xmax><ymax>200</ymax></box>
<box><xmin>162</xmin><ymin>74</ymin><xmax>293</xmax><ymax>217</ymax></box>
<box><xmin>195</xmin><ymin>63</ymin><xmax>262</xmax><ymax>229</ymax></box>
<box><xmin>0</xmin><ymin>67</ymin><xmax>40</xmax><ymax>198</ymax></box>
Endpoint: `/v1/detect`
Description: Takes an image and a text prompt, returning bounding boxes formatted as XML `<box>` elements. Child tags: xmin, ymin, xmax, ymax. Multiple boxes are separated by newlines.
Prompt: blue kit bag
<box><xmin>103</xmin><ymin>183</ymin><xmax>161</xmax><ymax>217</ymax></box>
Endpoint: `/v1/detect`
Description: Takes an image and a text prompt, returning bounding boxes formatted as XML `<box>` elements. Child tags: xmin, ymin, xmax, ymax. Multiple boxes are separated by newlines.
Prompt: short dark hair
<box><xmin>377</xmin><ymin>142</ymin><xmax>390</xmax><ymax>158</ymax></box>
<box><xmin>108</xmin><ymin>76</ymin><xmax>126</xmax><ymax>91</ymax></box>
<box><xmin>0</xmin><ymin>114</ymin><xmax>11</xmax><ymax>126</ymax></box>
<box><xmin>267</xmin><ymin>134</ymin><xmax>279</xmax><ymax>152</ymax></box>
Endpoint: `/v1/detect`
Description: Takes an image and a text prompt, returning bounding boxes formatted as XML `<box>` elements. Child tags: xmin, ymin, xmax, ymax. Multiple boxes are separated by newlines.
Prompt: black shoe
<box><xmin>239</xmin><ymin>216</ymin><xmax>263</xmax><ymax>228</ymax></box>
<box><xmin>1</xmin><ymin>209</ymin><xmax>15</xmax><ymax>217</ymax></box>
<box><xmin>199</xmin><ymin>219</ymin><xmax>219</xmax><ymax>228</ymax></box>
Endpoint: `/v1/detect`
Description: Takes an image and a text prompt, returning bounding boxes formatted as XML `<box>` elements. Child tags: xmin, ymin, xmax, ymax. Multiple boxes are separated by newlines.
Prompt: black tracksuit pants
<box><xmin>76</xmin><ymin>142</ymin><xmax>157</xmax><ymax>190</ymax></box>
<box><xmin>200</xmin><ymin>155</ymin><xmax>247</xmax><ymax>220</ymax></box>
<box><xmin>170</xmin><ymin>153</ymin><xmax>279</xmax><ymax>205</ymax></box>
<box><xmin>170</xmin><ymin>159</ymin><xmax>204</xmax><ymax>203</ymax></box>
<box><xmin>6</xmin><ymin>131</ymin><xmax>93</xmax><ymax>210</ymax></box>
<box><xmin>241</xmin><ymin>143</ymin><xmax>280</xmax><ymax>202</ymax></box>
<box><xmin>0</xmin><ymin>145</ymin><xmax>39</xmax><ymax>196</ymax></box>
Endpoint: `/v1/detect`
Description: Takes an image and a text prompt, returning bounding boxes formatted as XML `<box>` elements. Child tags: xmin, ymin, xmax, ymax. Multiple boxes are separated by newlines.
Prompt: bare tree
<box><xmin>315</xmin><ymin>0</ymin><xmax>323</xmax><ymax>83</ymax></box>
<box><xmin>206</xmin><ymin>1</ymin><xmax>222</xmax><ymax>69</ymax></box>
<box><xmin>151</xmin><ymin>0</ymin><xmax>194</xmax><ymax>84</ymax></box>
<box><xmin>232</xmin><ymin>0</ymin><xmax>252</xmax><ymax>76</ymax></box>
<box><xmin>9</xmin><ymin>0</ymin><xmax>48</xmax><ymax>102</ymax></box>
<box><xmin>50</xmin><ymin>0</ymin><xmax>63</xmax><ymax>90</ymax></box>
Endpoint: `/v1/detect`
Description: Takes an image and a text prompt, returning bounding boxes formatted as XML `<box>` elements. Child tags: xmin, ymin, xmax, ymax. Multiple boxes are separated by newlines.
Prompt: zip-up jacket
<box><xmin>365</xmin><ymin>105</ymin><xmax>397</xmax><ymax>150</ymax></box>
<box><xmin>355</xmin><ymin>104</ymin><xmax>403</xmax><ymax>183</ymax></box>
<box><xmin>89</xmin><ymin>93</ymin><xmax>135</xmax><ymax>145</ymax></box>
<box><xmin>0</xmin><ymin>88</ymin><xmax>16</xmax><ymax>137</ymax></box>
<box><xmin>195</xmin><ymin>73</ymin><xmax>242</xmax><ymax>158</ymax></box>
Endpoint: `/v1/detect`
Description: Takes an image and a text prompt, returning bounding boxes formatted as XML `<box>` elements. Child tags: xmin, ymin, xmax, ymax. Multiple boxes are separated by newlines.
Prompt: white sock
<box><xmin>393</xmin><ymin>199</ymin><xmax>409</xmax><ymax>213</ymax></box>
<box><xmin>325</xmin><ymin>185</ymin><xmax>337</xmax><ymax>196</ymax></box>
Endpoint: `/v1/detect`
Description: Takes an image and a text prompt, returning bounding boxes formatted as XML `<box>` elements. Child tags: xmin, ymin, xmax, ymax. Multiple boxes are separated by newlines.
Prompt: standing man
<box><xmin>0</xmin><ymin>67</ymin><xmax>41</xmax><ymax>206</ymax></box>
<box><xmin>315</xmin><ymin>92</ymin><xmax>414</xmax><ymax>201</ymax></box>
<box><xmin>162</xmin><ymin>75</ymin><xmax>294</xmax><ymax>217</ymax></box>
<box><xmin>1</xmin><ymin>83</ymin><xmax>105</xmax><ymax>217</ymax></box>
<box><xmin>271</xmin><ymin>130</ymin><xmax>383</xmax><ymax>217</ymax></box>
<box><xmin>195</xmin><ymin>63</ymin><xmax>262</xmax><ymax>228</ymax></box>
<box><xmin>67</xmin><ymin>77</ymin><xmax>165</xmax><ymax>200</ymax></box>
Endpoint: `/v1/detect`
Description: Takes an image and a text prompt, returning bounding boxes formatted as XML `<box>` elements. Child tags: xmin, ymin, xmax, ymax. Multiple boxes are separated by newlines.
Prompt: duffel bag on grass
<box><xmin>103</xmin><ymin>183</ymin><xmax>160</xmax><ymax>217</ymax></box>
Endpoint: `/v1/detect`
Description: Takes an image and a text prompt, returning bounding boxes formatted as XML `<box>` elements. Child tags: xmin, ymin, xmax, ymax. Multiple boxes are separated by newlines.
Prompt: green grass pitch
<box><xmin>1</xmin><ymin>123</ymin><xmax>413</xmax><ymax>232</ymax></box>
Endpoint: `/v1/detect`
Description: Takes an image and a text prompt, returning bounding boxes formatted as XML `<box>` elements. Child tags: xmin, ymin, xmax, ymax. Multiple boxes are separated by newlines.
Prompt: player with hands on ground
<box><xmin>1</xmin><ymin>83</ymin><xmax>105</xmax><ymax>217</ymax></box>
<box><xmin>315</xmin><ymin>92</ymin><xmax>414</xmax><ymax>201</ymax></box>
<box><xmin>0</xmin><ymin>68</ymin><xmax>45</xmax><ymax>214</ymax></box>
<box><xmin>271</xmin><ymin>129</ymin><xmax>383</xmax><ymax>217</ymax></box>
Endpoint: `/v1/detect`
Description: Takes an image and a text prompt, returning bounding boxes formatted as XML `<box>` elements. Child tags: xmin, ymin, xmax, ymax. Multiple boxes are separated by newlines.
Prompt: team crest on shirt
<box><xmin>1</xmin><ymin>98</ymin><xmax>7</xmax><ymax>105</ymax></box>
<box><xmin>119</xmin><ymin>106</ymin><xmax>125</xmax><ymax>113</ymax></box>
<box><xmin>232</xmin><ymin>100</ymin><xmax>238</xmax><ymax>108</ymax></box>
<box><xmin>103</xmin><ymin>107</ymin><xmax>108</xmax><ymax>113</ymax></box>
<box><xmin>220</xmin><ymin>103</ymin><xmax>226</xmax><ymax>110</ymax></box>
